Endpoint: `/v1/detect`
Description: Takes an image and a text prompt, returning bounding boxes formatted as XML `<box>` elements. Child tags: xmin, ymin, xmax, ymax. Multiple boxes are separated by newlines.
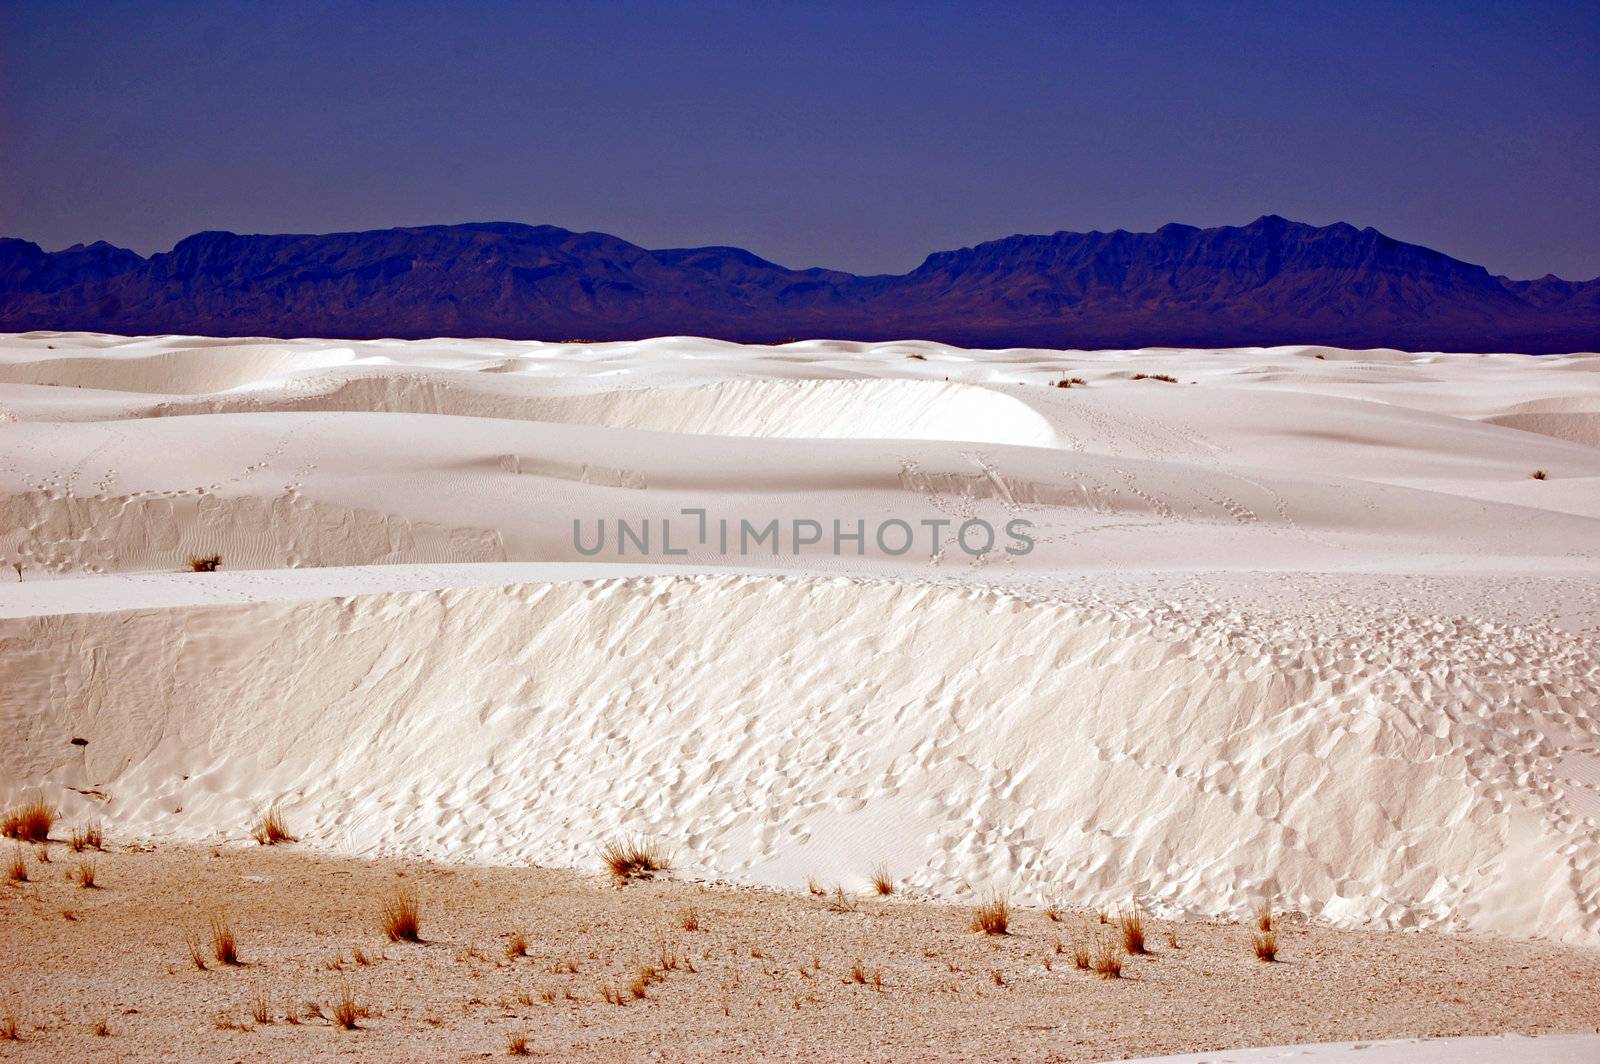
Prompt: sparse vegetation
<box><xmin>331</xmin><ymin>983</ymin><xmax>361</xmax><ymax>1030</ymax></box>
<box><xmin>186</xmin><ymin>932</ymin><xmax>208</xmax><ymax>970</ymax></box>
<box><xmin>1531</xmin><ymin>469</ymin><xmax>1549</xmax><ymax>480</ymax></box>
<box><xmin>508</xmin><ymin>1034</ymin><xmax>531</xmax><ymax>1055</ymax></box>
<box><xmin>1054</xmin><ymin>377</ymin><xmax>1087</xmax><ymax>388</ymax></box>
<box><xmin>1071</xmin><ymin>933</ymin><xmax>1091</xmax><ymax>970</ymax></box>
<box><xmin>806</xmin><ymin>875</ymin><xmax>827</xmax><ymax>896</ymax></box>
<box><xmin>600</xmin><ymin>837</ymin><xmax>669</xmax><ymax>884</ymax></box>
<box><xmin>211</xmin><ymin>914</ymin><xmax>240</xmax><ymax>965</ymax></box>
<box><xmin>5</xmin><ymin>848</ymin><xmax>26</xmax><ymax>882</ymax></box>
<box><xmin>188</xmin><ymin>553</ymin><xmax>222</xmax><ymax>572</ymax></box>
<box><xmin>74</xmin><ymin>858</ymin><xmax>97</xmax><ymax>888</ymax></box>
<box><xmin>69</xmin><ymin>823</ymin><xmax>103</xmax><ymax>852</ymax></box>
<box><xmin>1091</xmin><ymin>935</ymin><xmax>1125</xmax><ymax>978</ymax></box>
<box><xmin>1254</xmin><ymin>901</ymin><xmax>1278</xmax><ymax>961</ymax></box>
<box><xmin>2</xmin><ymin>797</ymin><xmax>56</xmax><ymax>843</ymax></box>
<box><xmin>871</xmin><ymin>863</ymin><xmax>895</xmax><ymax>896</ymax></box>
<box><xmin>1</xmin><ymin>1013</ymin><xmax>18</xmax><ymax>1040</ymax></box>
<box><xmin>92</xmin><ymin>1017</ymin><xmax>110</xmax><ymax>1037</ymax></box>
<box><xmin>679</xmin><ymin>905</ymin><xmax>701</xmax><ymax>931</ymax></box>
<box><xmin>971</xmin><ymin>892</ymin><xmax>1010</xmax><ymax>935</ymax></box>
<box><xmin>1118</xmin><ymin>901</ymin><xmax>1147</xmax><ymax>954</ymax></box>
<box><xmin>380</xmin><ymin>886</ymin><xmax>422</xmax><ymax>942</ymax></box>
<box><xmin>251</xmin><ymin>808</ymin><xmax>296</xmax><ymax>846</ymax></box>
<box><xmin>826</xmin><ymin>886</ymin><xmax>859</xmax><ymax>913</ymax></box>
<box><xmin>1131</xmin><ymin>372</ymin><xmax>1179</xmax><ymax>383</ymax></box>
<box><xmin>250</xmin><ymin>990</ymin><xmax>271</xmax><ymax>1025</ymax></box>
<box><xmin>507</xmin><ymin>931</ymin><xmax>528</xmax><ymax>958</ymax></box>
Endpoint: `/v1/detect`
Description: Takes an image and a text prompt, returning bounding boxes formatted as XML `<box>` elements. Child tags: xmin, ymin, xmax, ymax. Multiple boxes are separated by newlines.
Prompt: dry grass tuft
<box><xmin>1131</xmin><ymin>372</ymin><xmax>1179</xmax><ymax>383</ymax></box>
<box><xmin>1054</xmin><ymin>377</ymin><xmax>1088</xmax><ymax>388</ymax></box>
<box><xmin>871</xmin><ymin>863</ymin><xmax>895</xmax><ymax>896</ymax></box>
<box><xmin>971</xmin><ymin>892</ymin><xmax>1010</xmax><ymax>935</ymax></box>
<box><xmin>1118</xmin><ymin>901</ymin><xmax>1147</xmax><ymax>954</ymax></box>
<box><xmin>1091</xmin><ymin>935</ymin><xmax>1125</xmax><ymax>978</ymax></box>
<box><xmin>331</xmin><ymin>983</ymin><xmax>361</xmax><ymax>1030</ymax></box>
<box><xmin>250</xmin><ymin>989</ymin><xmax>272</xmax><ymax>1025</ymax></box>
<box><xmin>2</xmin><ymin>797</ymin><xmax>56</xmax><ymax>843</ymax></box>
<box><xmin>211</xmin><ymin>914</ymin><xmax>240</xmax><ymax>965</ymax></box>
<box><xmin>849</xmin><ymin>960</ymin><xmax>869</xmax><ymax>984</ymax></box>
<box><xmin>826</xmin><ymin>886</ymin><xmax>860</xmax><ymax>913</ymax></box>
<box><xmin>1</xmin><ymin>1013</ymin><xmax>18</xmax><ymax>1041</ymax></box>
<box><xmin>69</xmin><ymin>823</ymin><xmax>103</xmax><ymax>852</ymax></box>
<box><xmin>186</xmin><ymin>932</ymin><xmax>208</xmax><ymax>970</ymax></box>
<box><xmin>678</xmin><ymin>905</ymin><xmax>700</xmax><ymax>931</ymax></box>
<box><xmin>1071</xmin><ymin>933</ymin><xmax>1091</xmax><ymax>970</ymax></box>
<box><xmin>806</xmin><ymin>875</ymin><xmax>827</xmax><ymax>896</ymax></box>
<box><xmin>600</xmin><ymin>837</ymin><xmax>670</xmax><ymax>884</ymax></box>
<box><xmin>5</xmin><ymin>847</ymin><xmax>26</xmax><ymax>883</ymax></box>
<box><xmin>1253</xmin><ymin>927</ymin><xmax>1278</xmax><ymax>961</ymax></box>
<box><xmin>1166</xmin><ymin>927</ymin><xmax>1180</xmax><ymax>949</ymax></box>
<box><xmin>1256</xmin><ymin>901</ymin><xmax>1275</xmax><ymax>932</ymax></box>
<box><xmin>74</xmin><ymin>859</ymin><xmax>97</xmax><ymax>889</ymax></box>
<box><xmin>92</xmin><ymin>1017</ymin><xmax>110</xmax><ymax>1037</ymax></box>
<box><xmin>507</xmin><ymin>931</ymin><xmax>528</xmax><ymax>958</ymax></box>
<box><xmin>508</xmin><ymin>1034</ymin><xmax>531</xmax><ymax>1055</ymax></box>
<box><xmin>380</xmin><ymin>887</ymin><xmax>422</xmax><ymax>942</ymax></box>
<box><xmin>35</xmin><ymin>844</ymin><xmax>49</xmax><ymax>864</ymax></box>
<box><xmin>1531</xmin><ymin>469</ymin><xmax>1549</xmax><ymax>480</ymax></box>
<box><xmin>188</xmin><ymin>553</ymin><xmax>222</xmax><ymax>572</ymax></box>
<box><xmin>251</xmin><ymin>808</ymin><xmax>296</xmax><ymax>846</ymax></box>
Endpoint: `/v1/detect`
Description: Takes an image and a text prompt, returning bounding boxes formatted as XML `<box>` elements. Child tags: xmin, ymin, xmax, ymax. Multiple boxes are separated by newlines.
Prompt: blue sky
<box><xmin>2</xmin><ymin>1</ymin><xmax>1596</xmax><ymax>278</ymax></box>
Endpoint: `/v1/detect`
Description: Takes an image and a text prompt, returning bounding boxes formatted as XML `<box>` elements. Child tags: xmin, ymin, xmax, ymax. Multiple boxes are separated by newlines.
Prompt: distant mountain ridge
<box><xmin>2</xmin><ymin>216</ymin><xmax>1596</xmax><ymax>352</ymax></box>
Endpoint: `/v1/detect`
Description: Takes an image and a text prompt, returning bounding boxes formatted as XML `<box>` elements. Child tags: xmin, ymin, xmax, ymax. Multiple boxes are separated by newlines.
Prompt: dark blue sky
<box><xmin>3</xmin><ymin>1</ymin><xmax>1597</xmax><ymax>279</ymax></box>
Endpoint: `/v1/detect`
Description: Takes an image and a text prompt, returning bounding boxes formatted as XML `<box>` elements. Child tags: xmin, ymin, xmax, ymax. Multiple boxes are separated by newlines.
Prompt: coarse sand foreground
<box><xmin>2</xmin><ymin>843</ymin><xmax>1598</xmax><ymax>1062</ymax></box>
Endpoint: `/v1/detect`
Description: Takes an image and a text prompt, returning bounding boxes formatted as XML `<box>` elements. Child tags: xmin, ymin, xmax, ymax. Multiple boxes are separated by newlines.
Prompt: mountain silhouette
<box><xmin>2</xmin><ymin>217</ymin><xmax>1595</xmax><ymax>352</ymax></box>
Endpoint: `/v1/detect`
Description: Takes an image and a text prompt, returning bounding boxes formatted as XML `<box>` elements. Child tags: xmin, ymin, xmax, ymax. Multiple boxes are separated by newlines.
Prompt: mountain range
<box><xmin>2</xmin><ymin>216</ymin><xmax>1597</xmax><ymax>352</ymax></box>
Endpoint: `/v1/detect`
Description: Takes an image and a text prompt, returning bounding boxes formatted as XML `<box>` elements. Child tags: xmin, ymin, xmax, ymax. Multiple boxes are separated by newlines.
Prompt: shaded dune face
<box><xmin>3</xmin><ymin>333</ymin><xmax>1600</xmax><ymax>945</ymax></box>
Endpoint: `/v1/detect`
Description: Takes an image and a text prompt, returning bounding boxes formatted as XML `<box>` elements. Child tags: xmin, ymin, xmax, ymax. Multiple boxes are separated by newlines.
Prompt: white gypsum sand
<box><xmin>2</xmin><ymin>332</ymin><xmax>1600</xmax><ymax>951</ymax></box>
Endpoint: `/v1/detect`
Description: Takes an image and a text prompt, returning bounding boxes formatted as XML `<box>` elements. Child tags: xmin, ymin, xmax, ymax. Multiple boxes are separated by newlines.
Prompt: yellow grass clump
<box><xmin>1091</xmin><ymin>935</ymin><xmax>1124</xmax><ymax>978</ymax></box>
<box><xmin>971</xmin><ymin>892</ymin><xmax>1010</xmax><ymax>935</ymax></box>
<box><xmin>381</xmin><ymin>887</ymin><xmax>422</xmax><ymax>942</ymax></box>
<box><xmin>871</xmin><ymin>863</ymin><xmax>895</xmax><ymax>896</ymax></box>
<box><xmin>2</xmin><ymin>797</ymin><xmax>56</xmax><ymax>843</ymax></box>
<box><xmin>251</xmin><ymin>808</ymin><xmax>296</xmax><ymax>846</ymax></box>
<box><xmin>600</xmin><ymin>837</ymin><xmax>670</xmax><ymax>884</ymax></box>
<box><xmin>69</xmin><ymin>823</ymin><xmax>103</xmax><ymax>852</ymax></box>
<box><xmin>211</xmin><ymin>914</ymin><xmax>240</xmax><ymax>965</ymax></box>
<box><xmin>1118</xmin><ymin>901</ymin><xmax>1147</xmax><ymax>954</ymax></box>
<box><xmin>331</xmin><ymin>983</ymin><xmax>361</xmax><ymax>1030</ymax></box>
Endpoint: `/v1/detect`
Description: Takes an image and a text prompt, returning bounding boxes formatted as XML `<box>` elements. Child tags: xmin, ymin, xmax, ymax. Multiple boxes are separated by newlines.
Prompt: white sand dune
<box><xmin>3</xmin><ymin>332</ymin><xmax>1600</xmax><ymax>947</ymax></box>
<box><xmin>1122</xmin><ymin>1033</ymin><xmax>1600</xmax><ymax>1063</ymax></box>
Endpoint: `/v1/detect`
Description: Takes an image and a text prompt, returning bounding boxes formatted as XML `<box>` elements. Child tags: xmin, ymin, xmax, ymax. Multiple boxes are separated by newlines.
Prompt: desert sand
<box><xmin>3</xmin><ymin>842</ymin><xmax>1600</xmax><ymax>1062</ymax></box>
<box><xmin>3</xmin><ymin>332</ymin><xmax>1600</xmax><ymax>1060</ymax></box>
